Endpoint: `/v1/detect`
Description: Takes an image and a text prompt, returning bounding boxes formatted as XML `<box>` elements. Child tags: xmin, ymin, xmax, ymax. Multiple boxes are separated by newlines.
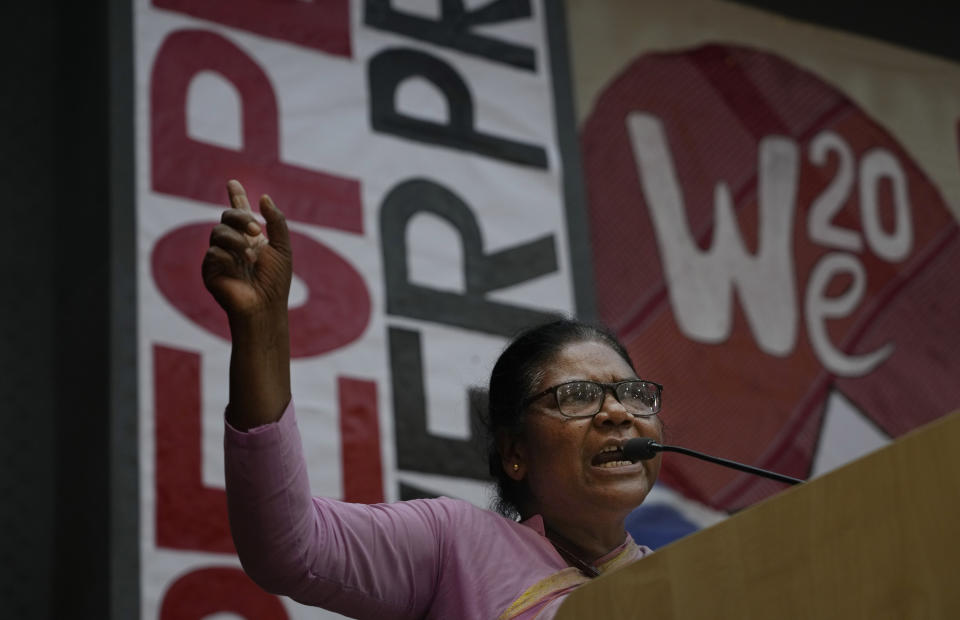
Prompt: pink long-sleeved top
<box><xmin>224</xmin><ymin>403</ymin><xmax>651</xmax><ymax>619</ymax></box>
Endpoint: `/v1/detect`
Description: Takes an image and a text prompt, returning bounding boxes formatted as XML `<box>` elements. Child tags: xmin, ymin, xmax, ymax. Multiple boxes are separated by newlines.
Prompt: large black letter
<box><xmin>365</xmin><ymin>0</ymin><xmax>535</xmax><ymax>70</ymax></box>
<box><xmin>381</xmin><ymin>179</ymin><xmax>559</xmax><ymax>336</ymax></box>
<box><xmin>369</xmin><ymin>49</ymin><xmax>548</xmax><ymax>169</ymax></box>
<box><xmin>389</xmin><ymin>327</ymin><xmax>488</xmax><ymax>480</ymax></box>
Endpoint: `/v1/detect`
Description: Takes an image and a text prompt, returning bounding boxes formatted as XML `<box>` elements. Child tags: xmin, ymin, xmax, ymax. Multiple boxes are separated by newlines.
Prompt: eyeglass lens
<box><xmin>555</xmin><ymin>381</ymin><xmax>659</xmax><ymax>417</ymax></box>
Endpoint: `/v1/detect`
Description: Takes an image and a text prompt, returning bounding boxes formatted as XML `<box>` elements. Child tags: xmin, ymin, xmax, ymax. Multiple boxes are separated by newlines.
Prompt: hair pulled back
<box><xmin>484</xmin><ymin>318</ymin><xmax>637</xmax><ymax>519</ymax></box>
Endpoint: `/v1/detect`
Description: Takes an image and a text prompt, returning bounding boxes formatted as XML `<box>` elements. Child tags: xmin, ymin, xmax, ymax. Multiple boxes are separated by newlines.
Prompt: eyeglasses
<box><xmin>523</xmin><ymin>379</ymin><xmax>663</xmax><ymax>419</ymax></box>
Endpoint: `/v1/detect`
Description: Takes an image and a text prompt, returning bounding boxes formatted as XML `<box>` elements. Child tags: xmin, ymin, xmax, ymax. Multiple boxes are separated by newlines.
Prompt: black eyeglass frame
<box><xmin>522</xmin><ymin>379</ymin><xmax>664</xmax><ymax>419</ymax></box>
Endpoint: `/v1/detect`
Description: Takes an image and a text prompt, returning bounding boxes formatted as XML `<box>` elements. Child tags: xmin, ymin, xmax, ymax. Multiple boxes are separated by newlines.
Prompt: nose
<box><xmin>592</xmin><ymin>390</ymin><xmax>632</xmax><ymax>427</ymax></box>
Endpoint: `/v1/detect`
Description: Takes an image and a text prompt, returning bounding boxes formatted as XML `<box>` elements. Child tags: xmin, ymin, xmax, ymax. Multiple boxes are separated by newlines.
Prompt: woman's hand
<box><xmin>203</xmin><ymin>180</ymin><xmax>293</xmax><ymax>430</ymax></box>
<box><xmin>203</xmin><ymin>180</ymin><xmax>292</xmax><ymax>318</ymax></box>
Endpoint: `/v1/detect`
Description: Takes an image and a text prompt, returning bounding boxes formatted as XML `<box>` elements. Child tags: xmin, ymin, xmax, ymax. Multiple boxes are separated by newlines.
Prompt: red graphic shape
<box><xmin>155</xmin><ymin>345</ymin><xmax>233</xmax><ymax>553</ymax></box>
<box><xmin>339</xmin><ymin>377</ymin><xmax>384</xmax><ymax>503</ymax></box>
<box><xmin>153</xmin><ymin>0</ymin><xmax>351</xmax><ymax>58</ymax></box>
<box><xmin>582</xmin><ymin>44</ymin><xmax>960</xmax><ymax>511</ymax></box>
<box><xmin>152</xmin><ymin>222</ymin><xmax>371</xmax><ymax>358</ymax></box>
<box><xmin>160</xmin><ymin>566</ymin><xmax>288</xmax><ymax>619</ymax></box>
<box><xmin>150</xmin><ymin>29</ymin><xmax>362</xmax><ymax>233</ymax></box>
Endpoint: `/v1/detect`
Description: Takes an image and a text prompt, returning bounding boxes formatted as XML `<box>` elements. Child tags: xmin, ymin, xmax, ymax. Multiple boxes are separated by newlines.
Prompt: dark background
<box><xmin>0</xmin><ymin>1</ymin><xmax>955</xmax><ymax>617</ymax></box>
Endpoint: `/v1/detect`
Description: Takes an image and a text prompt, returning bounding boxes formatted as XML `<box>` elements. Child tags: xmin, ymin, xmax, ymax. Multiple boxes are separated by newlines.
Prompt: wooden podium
<box><xmin>556</xmin><ymin>411</ymin><xmax>960</xmax><ymax>619</ymax></box>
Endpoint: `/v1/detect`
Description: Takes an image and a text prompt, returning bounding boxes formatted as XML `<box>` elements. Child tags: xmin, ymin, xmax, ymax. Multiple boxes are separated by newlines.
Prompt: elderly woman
<box><xmin>204</xmin><ymin>181</ymin><xmax>664</xmax><ymax>619</ymax></box>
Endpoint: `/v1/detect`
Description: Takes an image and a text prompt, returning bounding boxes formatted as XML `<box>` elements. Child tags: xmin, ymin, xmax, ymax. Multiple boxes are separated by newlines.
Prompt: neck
<box><xmin>540</xmin><ymin>513</ymin><xmax>628</xmax><ymax>563</ymax></box>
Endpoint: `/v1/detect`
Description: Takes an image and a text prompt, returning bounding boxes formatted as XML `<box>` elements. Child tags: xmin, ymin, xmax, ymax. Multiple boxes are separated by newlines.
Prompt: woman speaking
<box><xmin>203</xmin><ymin>180</ymin><xmax>664</xmax><ymax>619</ymax></box>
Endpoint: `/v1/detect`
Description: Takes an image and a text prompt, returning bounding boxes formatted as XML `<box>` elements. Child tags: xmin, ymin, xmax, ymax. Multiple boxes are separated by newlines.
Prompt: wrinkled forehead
<box><xmin>532</xmin><ymin>339</ymin><xmax>637</xmax><ymax>391</ymax></box>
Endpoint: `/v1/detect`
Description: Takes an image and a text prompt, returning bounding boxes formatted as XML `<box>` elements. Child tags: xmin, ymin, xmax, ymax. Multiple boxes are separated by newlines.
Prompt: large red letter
<box><xmin>154</xmin><ymin>347</ymin><xmax>384</xmax><ymax>553</ymax></box>
<box><xmin>160</xmin><ymin>567</ymin><xmax>288</xmax><ymax>619</ymax></box>
<box><xmin>153</xmin><ymin>0</ymin><xmax>350</xmax><ymax>58</ymax></box>
<box><xmin>150</xmin><ymin>29</ymin><xmax>362</xmax><ymax>233</ymax></box>
<box><xmin>152</xmin><ymin>223</ymin><xmax>371</xmax><ymax>357</ymax></box>
<box><xmin>339</xmin><ymin>377</ymin><xmax>384</xmax><ymax>503</ymax></box>
<box><xmin>154</xmin><ymin>345</ymin><xmax>233</xmax><ymax>552</ymax></box>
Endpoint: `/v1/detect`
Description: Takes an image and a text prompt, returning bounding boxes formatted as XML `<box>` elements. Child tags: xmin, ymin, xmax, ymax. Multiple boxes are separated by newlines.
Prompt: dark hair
<box><xmin>484</xmin><ymin>318</ymin><xmax>637</xmax><ymax>519</ymax></box>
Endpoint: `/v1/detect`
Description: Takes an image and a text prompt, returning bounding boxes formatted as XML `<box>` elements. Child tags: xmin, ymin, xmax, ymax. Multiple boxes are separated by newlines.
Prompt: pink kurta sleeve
<box><xmin>224</xmin><ymin>403</ymin><xmax>452</xmax><ymax>619</ymax></box>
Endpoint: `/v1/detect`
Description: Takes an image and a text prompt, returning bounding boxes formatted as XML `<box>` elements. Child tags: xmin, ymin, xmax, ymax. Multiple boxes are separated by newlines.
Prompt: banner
<box><xmin>568</xmin><ymin>0</ymin><xmax>960</xmax><ymax>514</ymax></box>
<box><xmin>135</xmin><ymin>0</ymin><xmax>960</xmax><ymax>617</ymax></box>
<box><xmin>135</xmin><ymin>1</ymin><xmax>586</xmax><ymax>617</ymax></box>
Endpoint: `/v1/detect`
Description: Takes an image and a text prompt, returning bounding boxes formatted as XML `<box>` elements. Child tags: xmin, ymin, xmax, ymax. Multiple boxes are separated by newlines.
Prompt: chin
<box><xmin>592</xmin><ymin>481</ymin><xmax>654</xmax><ymax>514</ymax></box>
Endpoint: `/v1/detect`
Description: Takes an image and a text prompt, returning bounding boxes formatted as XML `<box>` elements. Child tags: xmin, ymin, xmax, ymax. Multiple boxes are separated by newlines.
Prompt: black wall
<box><xmin>2</xmin><ymin>4</ymin><xmax>59</xmax><ymax>618</ymax></box>
<box><xmin>0</xmin><ymin>1</ymin><xmax>954</xmax><ymax>618</ymax></box>
<box><xmin>1</xmin><ymin>1</ymin><xmax>136</xmax><ymax>618</ymax></box>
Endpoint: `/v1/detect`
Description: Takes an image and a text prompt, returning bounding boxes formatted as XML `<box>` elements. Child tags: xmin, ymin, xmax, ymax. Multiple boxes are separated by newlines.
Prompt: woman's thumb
<box><xmin>259</xmin><ymin>195</ymin><xmax>291</xmax><ymax>253</ymax></box>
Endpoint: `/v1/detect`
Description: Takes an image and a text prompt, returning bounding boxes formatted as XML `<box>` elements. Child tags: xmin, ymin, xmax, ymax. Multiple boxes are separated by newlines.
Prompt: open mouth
<box><xmin>591</xmin><ymin>445</ymin><xmax>634</xmax><ymax>468</ymax></box>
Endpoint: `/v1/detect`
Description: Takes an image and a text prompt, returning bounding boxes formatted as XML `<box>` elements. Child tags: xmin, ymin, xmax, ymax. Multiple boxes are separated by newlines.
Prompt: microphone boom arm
<box><xmin>653</xmin><ymin>441</ymin><xmax>804</xmax><ymax>485</ymax></box>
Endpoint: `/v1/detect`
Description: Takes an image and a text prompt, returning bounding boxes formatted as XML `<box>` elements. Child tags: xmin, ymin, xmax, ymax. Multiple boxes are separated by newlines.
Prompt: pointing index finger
<box><xmin>226</xmin><ymin>179</ymin><xmax>254</xmax><ymax>213</ymax></box>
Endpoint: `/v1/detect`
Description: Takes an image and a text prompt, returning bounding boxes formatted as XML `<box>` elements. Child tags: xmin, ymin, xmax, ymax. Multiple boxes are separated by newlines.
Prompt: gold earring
<box><xmin>513</xmin><ymin>463</ymin><xmax>520</xmax><ymax>472</ymax></box>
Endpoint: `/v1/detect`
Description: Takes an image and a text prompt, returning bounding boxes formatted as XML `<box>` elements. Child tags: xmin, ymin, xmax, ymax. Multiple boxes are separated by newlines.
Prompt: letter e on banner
<box><xmin>154</xmin><ymin>345</ymin><xmax>232</xmax><ymax>553</ymax></box>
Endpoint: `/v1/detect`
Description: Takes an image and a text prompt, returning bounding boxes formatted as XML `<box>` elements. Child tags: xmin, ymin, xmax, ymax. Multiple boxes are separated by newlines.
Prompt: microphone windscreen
<box><xmin>624</xmin><ymin>437</ymin><xmax>659</xmax><ymax>461</ymax></box>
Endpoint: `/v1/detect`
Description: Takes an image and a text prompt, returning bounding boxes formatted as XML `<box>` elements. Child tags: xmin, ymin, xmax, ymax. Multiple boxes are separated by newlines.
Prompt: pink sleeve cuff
<box><xmin>224</xmin><ymin>400</ymin><xmax>297</xmax><ymax>447</ymax></box>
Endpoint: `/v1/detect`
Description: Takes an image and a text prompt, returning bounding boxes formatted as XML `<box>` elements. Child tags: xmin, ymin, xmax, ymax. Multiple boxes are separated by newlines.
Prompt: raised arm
<box><xmin>207</xmin><ymin>181</ymin><xmax>452</xmax><ymax>618</ymax></box>
<box><xmin>202</xmin><ymin>180</ymin><xmax>292</xmax><ymax>430</ymax></box>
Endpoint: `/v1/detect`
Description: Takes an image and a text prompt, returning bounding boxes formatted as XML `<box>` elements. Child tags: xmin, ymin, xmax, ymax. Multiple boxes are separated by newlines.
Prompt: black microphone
<box><xmin>624</xmin><ymin>437</ymin><xmax>804</xmax><ymax>486</ymax></box>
